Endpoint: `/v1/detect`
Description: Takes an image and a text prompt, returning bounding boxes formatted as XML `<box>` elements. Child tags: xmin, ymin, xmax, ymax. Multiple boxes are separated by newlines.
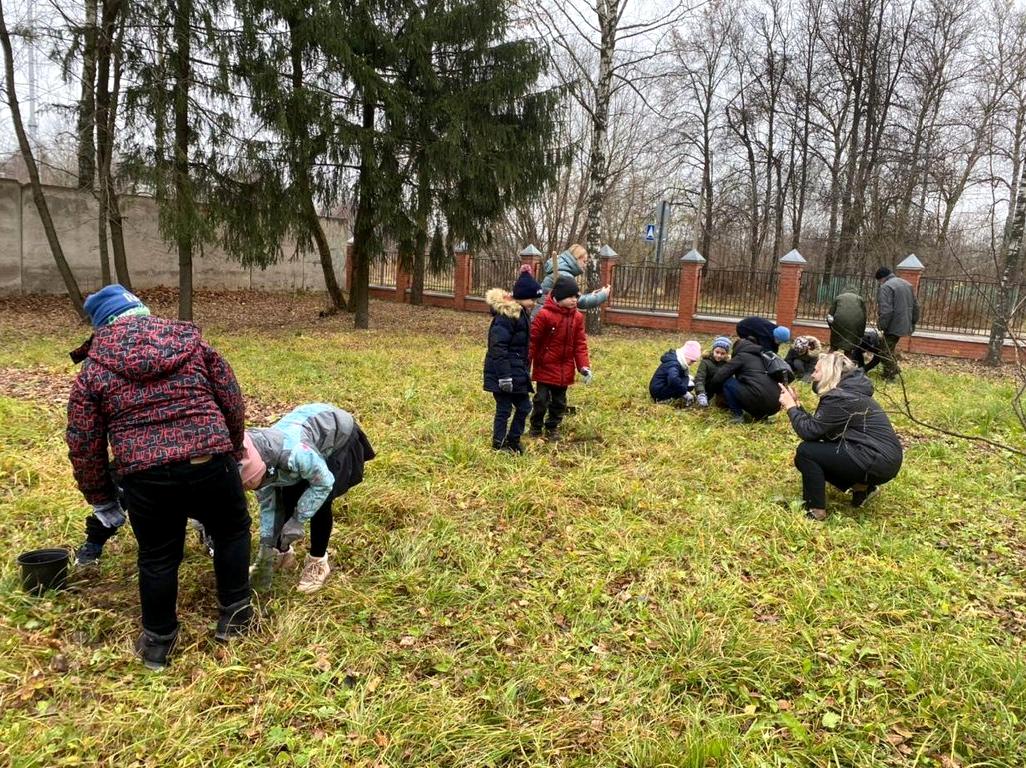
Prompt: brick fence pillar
<box><xmin>345</xmin><ymin>239</ymin><xmax>355</xmax><ymax>294</ymax></box>
<box><xmin>775</xmin><ymin>249</ymin><xmax>807</xmax><ymax>331</ymax></box>
<box><xmin>598</xmin><ymin>244</ymin><xmax>618</xmax><ymax>323</ymax></box>
<box><xmin>677</xmin><ymin>249</ymin><xmax>705</xmax><ymax>332</ymax></box>
<box><xmin>395</xmin><ymin>257</ymin><xmax>411</xmax><ymax>304</ymax></box>
<box><xmin>895</xmin><ymin>253</ymin><xmax>924</xmax><ymax>293</ymax></box>
<box><xmin>519</xmin><ymin>244</ymin><xmax>542</xmax><ymax>278</ymax></box>
<box><xmin>453</xmin><ymin>244</ymin><xmax>470</xmax><ymax>311</ymax></box>
<box><xmin>895</xmin><ymin>253</ymin><xmax>925</xmax><ymax>352</ymax></box>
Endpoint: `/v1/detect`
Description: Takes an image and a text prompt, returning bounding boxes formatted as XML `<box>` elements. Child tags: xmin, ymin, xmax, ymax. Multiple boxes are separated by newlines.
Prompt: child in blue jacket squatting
<box><xmin>649</xmin><ymin>340</ymin><xmax>701</xmax><ymax>404</ymax></box>
<box><xmin>483</xmin><ymin>266</ymin><xmax>543</xmax><ymax>453</ymax></box>
<box><xmin>241</xmin><ymin>403</ymin><xmax>375</xmax><ymax>594</ymax></box>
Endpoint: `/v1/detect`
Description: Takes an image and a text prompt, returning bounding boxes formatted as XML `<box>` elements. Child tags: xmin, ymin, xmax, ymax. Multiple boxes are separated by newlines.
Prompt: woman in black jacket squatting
<box><xmin>483</xmin><ymin>266</ymin><xmax>543</xmax><ymax>454</ymax></box>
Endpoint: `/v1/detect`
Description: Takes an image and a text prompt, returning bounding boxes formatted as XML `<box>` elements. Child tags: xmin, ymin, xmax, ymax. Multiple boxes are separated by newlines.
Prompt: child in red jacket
<box><xmin>529</xmin><ymin>276</ymin><xmax>592</xmax><ymax>442</ymax></box>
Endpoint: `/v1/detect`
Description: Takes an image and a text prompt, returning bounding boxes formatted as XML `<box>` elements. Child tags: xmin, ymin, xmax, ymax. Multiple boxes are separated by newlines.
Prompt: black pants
<box><xmin>279</xmin><ymin>430</ymin><xmax>374</xmax><ymax>558</ymax></box>
<box><xmin>492</xmin><ymin>392</ymin><xmax>532</xmax><ymax>446</ymax></box>
<box><xmin>121</xmin><ymin>454</ymin><xmax>251</xmax><ymax>635</ymax></box>
<box><xmin>794</xmin><ymin>441</ymin><xmax>892</xmax><ymax>510</ymax></box>
<box><xmin>531</xmin><ymin>383</ymin><xmax>568</xmax><ymax>431</ymax></box>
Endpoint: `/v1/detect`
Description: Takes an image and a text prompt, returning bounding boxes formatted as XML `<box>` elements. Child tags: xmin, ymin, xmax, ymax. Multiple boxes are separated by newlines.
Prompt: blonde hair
<box><xmin>814</xmin><ymin>351</ymin><xmax>856</xmax><ymax>394</ymax></box>
<box><xmin>568</xmin><ymin>243</ymin><xmax>588</xmax><ymax>261</ymax></box>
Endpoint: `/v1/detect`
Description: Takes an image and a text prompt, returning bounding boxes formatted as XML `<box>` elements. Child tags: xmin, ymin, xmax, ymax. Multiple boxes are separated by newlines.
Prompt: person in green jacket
<box><xmin>827</xmin><ymin>290</ymin><xmax>867</xmax><ymax>355</ymax></box>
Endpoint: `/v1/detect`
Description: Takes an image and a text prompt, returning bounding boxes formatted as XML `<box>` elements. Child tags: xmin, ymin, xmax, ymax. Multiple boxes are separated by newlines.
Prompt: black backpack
<box><xmin>761</xmin><ymin>350</ymin><xmax>794</xmax><ymax>384</ymax></box>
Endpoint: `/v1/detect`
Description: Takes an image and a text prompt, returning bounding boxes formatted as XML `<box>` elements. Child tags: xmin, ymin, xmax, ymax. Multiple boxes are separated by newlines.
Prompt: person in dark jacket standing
<box><xmin>827</xmin><ymin>290</ymin><xmax>867</xmax><ymax>355</ymax></box>
<box><xmin>779</xmin><ymin>351</ymin><xmax>903</xmax><ymax>520</ymax></box>
<box><xmin>736</xmin><ymin>316</ymin><xmax>791</xmax><ymax>353</ymax></box>
<box><xmin>874</xmin><ymin>267</ymin><xmax>920</xmax><ymax>380</ymax></box>
<box><xmin>483</xmin><ymin>266</ymin><xmax>542</xmax><ymax>453</ymax></box>
<box><xmin>649</xmin><ymin>340</ymin><xmax>701</xmax><ymax>403</ymax></box>
<box><xmin>66</xmin><ymin>285</ymin><xmax>252</xmax><ymax>669</ymax></box>
<box><xmin>708</xmin><ymin>338</ymin><xmax>781</xmax><ymax>423</ymax></box>
<box><xmin>529</xmin><ymin>276</ymin><xmax>592</xmax><ymax>441</ymax></box>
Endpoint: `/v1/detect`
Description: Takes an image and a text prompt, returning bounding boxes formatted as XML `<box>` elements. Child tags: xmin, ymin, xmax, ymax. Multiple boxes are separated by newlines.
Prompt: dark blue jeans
<box><xmin>493</xmin><ymin>392</ymin><xmax>532</xmax><ymax>446</ymax></box>
<box><xmin>722</xmin><ymin>378</ymin><xmax>745</xmax><ymax>417</ymax></box>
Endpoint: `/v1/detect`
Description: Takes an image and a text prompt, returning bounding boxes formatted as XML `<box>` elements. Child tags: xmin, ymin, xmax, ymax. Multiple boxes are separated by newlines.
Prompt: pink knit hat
<box><xmin>240</xmin><ymin>432</ymin><xmax>267</xmax><ymax>490</ymax></box>
<box><xmin>677</xmin><ymin>340</ymin><xmax>702</xmax><ymax>366</ymax></box>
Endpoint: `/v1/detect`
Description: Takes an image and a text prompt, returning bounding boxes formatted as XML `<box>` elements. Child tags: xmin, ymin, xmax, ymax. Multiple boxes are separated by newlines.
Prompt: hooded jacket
<box><xmin>66</xmin><ymin>316</ymin><xmax>245</xmax><ymax>504</ymax></box>
<box><xmin>787</xmin><ymin>369</ymin><xmax>903</xmax><ymax>476</ymax></box>
<box><xmin>694</xmin><ymin>354</ymin><xmax>728</xmax><ymax>396</ymax></box>
<box><xmin>736</xmin><ymin>316</ymin><xmax>782</xmax><ymax>354</ymax></box>
<box><xmin>649</xmin><ymin>349</ymin><xmax>691</xmax><ymax>401</ymax></box>
<box><xmin>539</xmin><ymin>251</ymin><xmax>608</xmax><ymax>310</ymax></box>
<box><xmin>708</xmin><ymin>339</ymin><xmax>781</xmax><ymax>417</ymax></box>
<box><xmin>876</xmin><ymin>275</ymin><xmax>919</xmax><ymax>337</ymax></box>
<box><xmin>530</xmin><ymin>294</ymin><xmax>590</xmax><ymax>387</ymax></box>
<box><xmin>828</xmin><ymin>291</ymin><xmax>867</xmax><ymax>352</ymax></box>
<box><xmin>248</xmin><ymin>403</ymin><xmax>375</xmax><ymax>540</ymax></box>
<box><xmin>483</xmin><ymin>288</ymin><xmax>533</xmax><ymax>394</ymax></box>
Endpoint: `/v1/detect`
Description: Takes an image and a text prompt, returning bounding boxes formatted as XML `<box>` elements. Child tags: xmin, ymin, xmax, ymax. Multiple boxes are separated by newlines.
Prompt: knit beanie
<box><xmin>874</xmin><ymin>266</ymin><xmax>893</xmax><ymax>280</ymax></box>
<box><xmin>552</xmin><ymin>275</ymin><xmax>580</xmax><ymax>302</ymax></box>
<box><xmin>712</xmin><ymin>336</ymin><xmax>731</xmax><ymax>352</ymax></box>
<box><xmin>240</xmin><ymin>432</ymin><xmax>267</xmax><ymax>490</ymax></box>
<box><xmin>512</xmin><ymin>264</ymin><xmax>543</xmax><ymax>300</ymax></box>
<box><xmin>773</xmin><ymin>326</ymin><xmax>791</xmax><ymax>344</ymax></box>
<box><xmin>83</xmin><ymin>284</ymin><xmax>148</xmax><ymax>328</ymax></box>
<box><xmin>676</xmin><ymin>340</ymin><xmax>701</xmax><ymax>367</ymax></box>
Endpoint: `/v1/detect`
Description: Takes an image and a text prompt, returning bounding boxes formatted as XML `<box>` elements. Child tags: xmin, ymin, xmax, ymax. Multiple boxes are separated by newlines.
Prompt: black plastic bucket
<box><xmin>17</xmin><ymin>548</ymin><xmax>70</xmax><ymax>595</ymax></box>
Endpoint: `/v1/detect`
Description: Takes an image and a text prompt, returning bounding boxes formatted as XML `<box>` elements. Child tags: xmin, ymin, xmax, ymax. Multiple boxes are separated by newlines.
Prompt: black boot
<box><xmin>504</xmin><ymin>437</ymin><xmax>524</xmax><ymax>455</ymax></box>
<box><xmin>215</xmin><ymin>597</ymin><xmax>254</xmax><ymax>641</ymax></box>
<box><xmin>135</xmin><ymin>627</ymin><xmax>179</xmax><ymax>670</ymax></box>
<box><xmin>544</xmin><ymin>428</ymin><xmax>561</xmax><ymax>443</ymax></box>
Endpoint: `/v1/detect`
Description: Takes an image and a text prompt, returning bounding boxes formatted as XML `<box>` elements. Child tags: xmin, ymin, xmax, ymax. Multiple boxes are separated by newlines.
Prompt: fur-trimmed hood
<box><xmin>485</xmin><ymin>288</ymin><xmax>524</xmax><ymax>319</ymax></box>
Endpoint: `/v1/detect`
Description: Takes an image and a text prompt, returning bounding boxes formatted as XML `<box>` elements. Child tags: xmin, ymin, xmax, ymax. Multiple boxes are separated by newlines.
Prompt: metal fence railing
<box><xmin>369</xmin><ymin>253</ymin><xmax>398</xmax><ymax>288</ymax></box>
<box><xmin>423</xmin><ymin>264</ymin><xmax>455</xmax><ymax>295</ymax></box>
<box><xmin>609</xmin><ymin>263</ymin><xmax>680</xmax><ymax>313</ymax></box>
<box><xmin>797</xmin><ymin>271</ymin><xmax>877</xmax><ymax>321</ymax></box>
<box><xmin>916</xmin><ymin>277</ymin><xmax>1009</xmax><ymax>335</ymax></box>
<box><xmin>468</xmin><ymin>257</ymin><xmax>522</xmax><ymax>297</ymax></box>
<box><xmin>696</xmin><ymin>269</ymin><xmax>777</xmax><ymax>318</ymax></box>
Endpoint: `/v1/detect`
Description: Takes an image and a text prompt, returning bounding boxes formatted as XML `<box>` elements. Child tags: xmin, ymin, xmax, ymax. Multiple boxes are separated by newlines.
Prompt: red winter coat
<box><xmin>66</xmin><ymin>316</ymin><xmax>245</xmax><ymax>504</ymax></box>
<box><xmin>530</xmin><ymin>295</ymin><xmax>590</xmax><ymax>387</ymax></box>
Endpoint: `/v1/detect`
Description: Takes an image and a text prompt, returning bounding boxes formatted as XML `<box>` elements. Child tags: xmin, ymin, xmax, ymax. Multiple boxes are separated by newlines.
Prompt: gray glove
<box><xmin>250</xmin><ymin>540</ymin><xmax>276</xmax><ymax>593</ymax></box>
<box><xmin>92</xmin><ymin>501</ymin><xmax>126</xmax><ymax>529</ymax></box>
<box><xmin>277</xmin><ymin>517</ymin><xmax>305</xmax><ymax>550</ymax></box>
<box><xmin>684</xmin><ymin>392</ymin><xmax>695</xmax><ymax>407</ymax></box>
<box><xmin>580</xmin><ymin>368</ymin><xmax>593</xmax><ymax>385</ymax></box>
<box><xmin>697</xmin><ymin>393</ymin><xmax>709</xmax><ymax>408</ymax></box>
<box><xmin>498</xmin><ymin>377</ymin><xmax>513</xmax><ymax>393</ymax></box>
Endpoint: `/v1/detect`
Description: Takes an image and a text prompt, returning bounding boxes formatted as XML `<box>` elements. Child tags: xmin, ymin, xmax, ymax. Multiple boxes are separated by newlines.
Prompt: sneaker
<box><xmin>297</xmin><ymin>554</ymin><xmax>331</xmax><ymax>594</ymax></box>
<box><xmin>805</xmin><ymin>508</ymin><xmax>829</xmax><ymax>522</ymax></box>
<box><xmin>851</xmin><ymin>485</ymin><xmax>880</xmax><ymax>509</ymax></box>
<box><xmin>215</xmin><ymin>598</ymin><xmax>254</xmax><ymax>641</ymax></box>
<box><xmin>74</xmin><ymin>541</ymin><xmax>104</xmax><ymax>568</ymax></box>
<box><xmin>248</xmin><ymin>545</ymin><xmax>297</xmax><ymax>578</ymax></box>
<box><xmin>730</xmin><ymin>413</ymin><xmax>745</xmax><ymax>425</ymax></box>
<box><xmin>135</xmin><ymin>627</ymin><xmax>179</xmax><ymax>670</ymax></box>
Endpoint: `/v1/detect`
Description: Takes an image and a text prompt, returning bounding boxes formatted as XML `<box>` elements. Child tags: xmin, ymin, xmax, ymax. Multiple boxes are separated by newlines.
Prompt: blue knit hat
<box><xmin>512</xmin><ymin>264</ymin><xmax>543</xmax><ymax>300</ymax></box>
<box><xmin>712</xmin><ymin>336</ymin><xmax>731</xmax><ymax>351</ymax></box>
<box><xmin>773</xmin><ymin>326</ymin><xmax>791</xmax><ymax>344</ymax></box>
<box><xmin>83</xmin><ymin>284</ymin><xmax>147</xmax><ymax>327</ymax></box>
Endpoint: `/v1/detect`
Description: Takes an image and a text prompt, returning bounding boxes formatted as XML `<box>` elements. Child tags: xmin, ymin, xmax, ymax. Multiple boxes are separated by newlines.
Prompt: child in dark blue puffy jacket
<box><xmin>649</xmin><ymin>340</ymin><xmax>701</xmax><ymax>404</ymax></box>
<box><xmin>483</xmin><ymin>266</ymin><xmax>543</xmax><ymax>453</ymax></box>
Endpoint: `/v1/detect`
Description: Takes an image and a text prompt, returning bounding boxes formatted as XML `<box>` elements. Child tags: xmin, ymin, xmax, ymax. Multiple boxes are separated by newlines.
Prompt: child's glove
<box><xmin>498</xmin><ymin>378</ymin><xmax>513</xmax><ymax>393</ymax></box>
<box><xmin>684</xmin><ymin>392</ymin><xmax>695</xmax><ymax>407</ymax></box>
<box><xmin>92</xmin><ymin>500</ymin><xmax>126</xmax><ymax>529</ymax></box>
<box><xmin>251</xmin><ymin>540</ymin><xmax>276</xmax><ymax>593</ymax></box>
<box><xmin>580</xmin><ymin>368</ymin><xmax>593</xmax><ymax>385</ymax></box>
<box><xmin>277</xmin><ymin>517</ymin><xmax>305</xmax><ymax>550</ymax></box>
<box><xmin>697</xmin><ymin>394</ymin><xmax>709</xmax><ymax>408</ymax></box>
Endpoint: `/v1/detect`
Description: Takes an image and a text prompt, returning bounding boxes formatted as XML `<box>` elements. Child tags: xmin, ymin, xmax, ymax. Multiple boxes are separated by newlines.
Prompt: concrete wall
<box><xmin>0</xmin><ymin>177</ymin><xmax>347</xmax><ymax>295</ymax></box>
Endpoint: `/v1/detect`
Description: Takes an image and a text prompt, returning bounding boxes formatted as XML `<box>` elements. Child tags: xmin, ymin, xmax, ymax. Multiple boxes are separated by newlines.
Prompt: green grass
<box><xmin>1</xmin><ymin>307</ymin><xmax>1025</xmax><ymax>767</ymax></box>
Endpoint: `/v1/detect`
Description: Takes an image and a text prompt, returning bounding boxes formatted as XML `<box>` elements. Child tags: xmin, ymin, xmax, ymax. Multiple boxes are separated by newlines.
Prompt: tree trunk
<box><xmin>0</xmin><ymin>0</ymin><xmax>87</xmax><ymax>320</ymax></box>
<box><xmin>77</xmin><ymin>0</ymin><xmax>98</xmax><ymax>190</ymax></box>
<box><xmin>107</xmin><ymin>6</ymin><xmax>130</xmax><ymax>287</ymax></box>
<box><xmin>987</xmin><ymin>151</ymin><xmax>1026</xmax><ymax>365</ymax></box>
<box><xmin>409</xmin><ymin>162</ymin><xmax>430</xmax><ymax>306</ymax></box>
<box><xmin>173</xmin><ymin>0</ymin><xmax>193</xmax><ymax>320</ymax></box>
<box><xmin>94</xmin><ymin>0</ymin><xmax>117</xmax><ymax>287</ymax></box>
<box><xmin>351</xmin><ymin>100</ymin><xmax>377</xmax><ymax>329</ymax></box>
<box><xmin>583</xmin><ymin>0</ymin><xmax>617</xmax><ymax>335</ymax></box>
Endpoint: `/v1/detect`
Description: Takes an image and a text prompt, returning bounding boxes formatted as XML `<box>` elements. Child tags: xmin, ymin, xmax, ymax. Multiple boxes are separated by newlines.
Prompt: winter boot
<box><xmin>135</xmin><ymin>627</ymin><xmax>179</xmax><ymax>670</ymax></box>
<box><xmin>215</xmin><ymin>597</ymin><xmax>254</xmax><ymax>641</ymax></box>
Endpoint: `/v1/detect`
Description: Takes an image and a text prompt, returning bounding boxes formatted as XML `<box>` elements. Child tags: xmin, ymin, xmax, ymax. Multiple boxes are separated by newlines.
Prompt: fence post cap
<box><xmin>779</xmin><ymin>249</ymin><xmax>806</xmax><ymax>265</ymax></box>
<box><xmin>519</xmin><ymin>244</ymin><xmax>542</xmax><ymax>258</ymax></box>
<box><xmin>598</xmin><ymin>244</ymin><xmax>618</xmax><ymax>259</ymax></box>
<box><xmin>897</xmin><ymin>253</ymin><xmax>924</xmax><ymax>271</ymax></box>
<box><xmin>346</xmin><ymin>237</ymin><xmax>355</xmax><ymax>245</ymax></box>
<box><xmin>453</xmin><ymin>241</ymin><xmax>469</xmax><ymax>254</ymax></box>
<box><xmin>680</xmin><ymin>249</ymin><xmax>706</xmax><ymax>264</ymax></box>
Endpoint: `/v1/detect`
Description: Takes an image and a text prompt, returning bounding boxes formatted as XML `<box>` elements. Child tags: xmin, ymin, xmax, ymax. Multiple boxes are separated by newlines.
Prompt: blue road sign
<box><xmin>644</xmin><ymin>224</ymin><xmax>656</xmax><ymax>242</ymax></box>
